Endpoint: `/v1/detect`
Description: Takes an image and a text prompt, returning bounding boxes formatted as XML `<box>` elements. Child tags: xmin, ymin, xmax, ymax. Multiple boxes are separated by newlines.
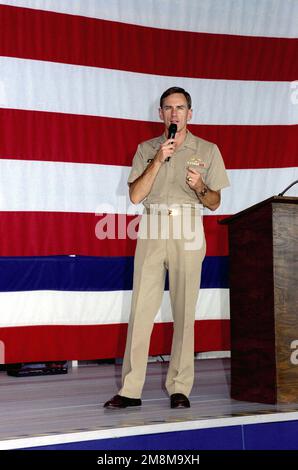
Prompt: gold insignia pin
<box><xmin>186</xmin><ymin>157</ymin><xmax>205</xmax><ymax>168</ymax></box>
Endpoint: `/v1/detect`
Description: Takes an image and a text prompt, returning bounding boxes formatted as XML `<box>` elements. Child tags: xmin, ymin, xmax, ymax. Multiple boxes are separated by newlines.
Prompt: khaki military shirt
<box><xmin>128</xmin><ymin>131</ymin><xmax>230</xmax><ymax>208</ymax></box>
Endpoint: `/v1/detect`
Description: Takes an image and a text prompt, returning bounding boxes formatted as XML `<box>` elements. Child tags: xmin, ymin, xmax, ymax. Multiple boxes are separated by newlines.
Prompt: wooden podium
<box><xmin>221</xmin><ymin>196</ymin><xmax>298</xmax><ymax>404</ymax></box>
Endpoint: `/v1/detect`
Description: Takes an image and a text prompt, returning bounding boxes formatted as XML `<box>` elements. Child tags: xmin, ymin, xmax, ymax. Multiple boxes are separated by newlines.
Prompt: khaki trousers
<box><xmin>119</xmin><ymin>209</ymin><xmax>206</xmax><ymax>398</ymax></box>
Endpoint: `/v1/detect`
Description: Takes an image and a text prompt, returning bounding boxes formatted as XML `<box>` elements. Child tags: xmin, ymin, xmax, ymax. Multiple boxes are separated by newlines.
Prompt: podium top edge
<box><xmin>219</xmin><ymin>195</ymin><xmax>298</xmax><ymax>225</ymax></box>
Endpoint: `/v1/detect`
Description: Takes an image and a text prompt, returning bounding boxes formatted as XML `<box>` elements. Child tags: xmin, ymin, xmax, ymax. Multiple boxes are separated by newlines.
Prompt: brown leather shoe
<box><xmin>104</xmin><ymin>394</ymin><xmax>142</xmax><ymax>409</ymax></box>
<box><xmin>170</xmin><ymin>393</ymin><xmax>190</xmax><ymax>409</ymax></box>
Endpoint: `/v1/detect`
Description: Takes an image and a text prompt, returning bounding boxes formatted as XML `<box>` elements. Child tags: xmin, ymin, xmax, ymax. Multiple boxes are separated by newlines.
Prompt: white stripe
<box><xmin>0</xmin><ymin>159</ymin><xmax>297</xmax><ymax>215</ymax></box>
<box><xmin>0</xmin><ymin>57</ymin><xmax>297</xmax><ymax>125</ymax></box>
<box><xmin>0</xmin><ymin>289</ymin><xmax>229</xmax><ymax>327</ymax></box>
<box><xmin>221</xmin><ymin>167</ymin><xmax>298</xmax><ymax>215</ymax></box>
<box><xmin>1</xmin><ymin>0</ymin><xmax>297</xmax><ymax>38</ymax></box>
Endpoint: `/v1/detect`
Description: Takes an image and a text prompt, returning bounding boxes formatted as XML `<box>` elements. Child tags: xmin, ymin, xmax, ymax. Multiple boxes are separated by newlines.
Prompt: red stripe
<box><xmin>203</xmin><ymin>215</ymin><xmax>229</xmax><ymax>257</ymax></box>
<box><xmin>0</xmin><ymin>5</ymin><xmax>297</xmax><ymax>81</ymax></box>
<box><xmin>0</xmin><ymin>108</ymin><xmax>297</xmax><ymax>169</ymax></box>
<box><xmin>0</xmin><ymin>320</ymin><xmax>230</xmax><ymax>363</ymax></box>
<box><xmin>0</xmin><ymin>212</ymin><xmax>228</xmax><ymax>257</ymax></box>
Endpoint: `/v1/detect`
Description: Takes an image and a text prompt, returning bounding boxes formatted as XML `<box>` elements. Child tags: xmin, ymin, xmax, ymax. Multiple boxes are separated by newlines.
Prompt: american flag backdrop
<box><xmin>0</xmin><ymin>0</ymin><xmax>297</xmax><ymax>363</ymax></box>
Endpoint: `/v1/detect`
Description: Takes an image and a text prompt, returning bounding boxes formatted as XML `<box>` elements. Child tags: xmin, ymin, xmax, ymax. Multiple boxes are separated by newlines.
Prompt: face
<box><xmin>159</xmin><ymin>93</ymin><xmax>192</xmax><ymax>135</ymax></box>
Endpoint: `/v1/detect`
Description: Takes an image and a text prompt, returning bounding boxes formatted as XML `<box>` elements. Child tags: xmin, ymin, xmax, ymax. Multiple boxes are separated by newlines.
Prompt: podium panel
<box><xmin>221</xmin><ymin>197</ymin><xmax>298</xmax><ymax>404</ymax></box>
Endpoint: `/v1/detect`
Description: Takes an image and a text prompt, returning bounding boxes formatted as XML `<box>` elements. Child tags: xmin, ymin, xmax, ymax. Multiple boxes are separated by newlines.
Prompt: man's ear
<box><xmin>158</xmin><ymin>107</ymin><xmax>164</xmax><ymax>121</ymax></box>
<box><xmin>187</xmin><ymin>109</ymin><xmax>193</xmax><ymax>121</ymax></box>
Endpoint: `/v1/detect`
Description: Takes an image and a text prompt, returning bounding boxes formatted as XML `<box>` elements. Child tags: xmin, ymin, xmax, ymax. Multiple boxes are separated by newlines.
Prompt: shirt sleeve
<box><xmin>205</xmin><ymin>144</ymin><xmax>230</xmax><ymax>191</ymax></box>
<box><xmin>127</xmin><ymin>145</ymin><xmax>146</xmax><ymax>184</ymax></box>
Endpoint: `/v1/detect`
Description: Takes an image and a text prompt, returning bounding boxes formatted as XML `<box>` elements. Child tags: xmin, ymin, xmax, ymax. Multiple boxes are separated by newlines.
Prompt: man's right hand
<box><xmin>129</xmin><ymin>138</ymin><xmax>177</xmax><ymax>204</ymax></box>
<box><xmin>155</xmin><ymin>138</ymin><xmax>177</xmax><ymax>163</ymax></box>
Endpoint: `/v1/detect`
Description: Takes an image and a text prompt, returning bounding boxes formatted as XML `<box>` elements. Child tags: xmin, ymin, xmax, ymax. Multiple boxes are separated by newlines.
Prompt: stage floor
<box><xmin>1</xmin><ymin>358</ymin><xmax>298</xmax><ymax>449</ymax></box>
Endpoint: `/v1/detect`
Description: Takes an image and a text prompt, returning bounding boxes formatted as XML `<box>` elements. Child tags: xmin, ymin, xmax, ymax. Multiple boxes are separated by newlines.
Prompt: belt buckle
<box><xmin>168</xmin><ymin>209</ymin><xmax>172</xmax><ymax>215</ymax></box>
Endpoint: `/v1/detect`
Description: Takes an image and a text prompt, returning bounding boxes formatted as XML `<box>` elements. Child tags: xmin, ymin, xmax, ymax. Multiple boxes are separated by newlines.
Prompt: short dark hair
<box><xmin>160</xmin><ymin>87</ymin><xmax>192</xmax><ymax>109</ymax></box>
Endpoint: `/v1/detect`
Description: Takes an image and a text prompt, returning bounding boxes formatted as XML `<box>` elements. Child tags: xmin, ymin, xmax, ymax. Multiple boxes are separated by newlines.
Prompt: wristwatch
<box><xmin>198</xmin><ymin>186</ymin><xmax>208</xmax><ymax>197</ymax></box>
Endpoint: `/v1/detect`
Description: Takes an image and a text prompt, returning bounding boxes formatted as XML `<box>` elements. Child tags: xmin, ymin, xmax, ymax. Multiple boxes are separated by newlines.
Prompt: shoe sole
<box><xmin>171</xmin><ymin>404</ymin><xmax>190</xmax><ymax>409</ymax></box>
<box><xmin>104</xmin><ymin>402</ymin><xmax>142</xmax><ymax>409</ymax></box>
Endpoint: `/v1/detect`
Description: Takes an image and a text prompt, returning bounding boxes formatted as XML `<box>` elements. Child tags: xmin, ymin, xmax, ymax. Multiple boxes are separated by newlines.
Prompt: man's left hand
<box><xmin>186</xmin><ymin>167</ymin><xmax>205</xmax><ymax>192</ymax></box>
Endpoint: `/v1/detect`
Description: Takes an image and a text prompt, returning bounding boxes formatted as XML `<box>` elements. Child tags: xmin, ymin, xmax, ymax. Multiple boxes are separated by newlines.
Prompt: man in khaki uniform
<box><xmin>105</xmin><ymin>87</ymin><xmax>230</xmax><ymax>409</ymax></box>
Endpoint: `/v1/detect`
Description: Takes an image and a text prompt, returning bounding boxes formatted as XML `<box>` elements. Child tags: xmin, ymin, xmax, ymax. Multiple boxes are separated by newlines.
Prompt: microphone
<box><xmin>165</xmin><ymin>124</ymin><xmax>177</xmax><ymax>162</ymax></box>
<box><xmin>278</xmin><ymin>180</ymin><xmax>298</xmax><ymax>196</ymax></box>
<box><xmin>168</xmin><ymin>123</ymin><xmax>177</xmax><ymax>140</ymax></box>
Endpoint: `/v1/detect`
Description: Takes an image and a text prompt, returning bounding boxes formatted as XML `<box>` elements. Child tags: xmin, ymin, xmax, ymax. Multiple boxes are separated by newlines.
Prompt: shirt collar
<box><xmin>151</xmin><ymin>130</ymin><xmax>197</xmax><ymax>151</ymax></box>
<box><xmin>181</xmin><ymin>131</ymin><xmax>197</xmax><ymax>151</ymax></box>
